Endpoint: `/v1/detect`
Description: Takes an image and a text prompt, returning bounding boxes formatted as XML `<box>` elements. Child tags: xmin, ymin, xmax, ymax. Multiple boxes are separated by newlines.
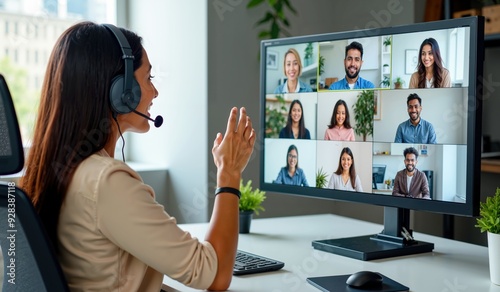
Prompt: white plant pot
<box><xmin>488</xmin><ymin>231</ymin><xmax>500</xmax><ymax>285</ymax></box>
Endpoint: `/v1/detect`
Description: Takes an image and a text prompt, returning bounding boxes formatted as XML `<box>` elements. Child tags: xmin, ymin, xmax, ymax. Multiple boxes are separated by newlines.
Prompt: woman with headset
<box><xmin>20</xmin><ymin>22</ymin><xmax>255</xmax><ymax>291</ymax></box>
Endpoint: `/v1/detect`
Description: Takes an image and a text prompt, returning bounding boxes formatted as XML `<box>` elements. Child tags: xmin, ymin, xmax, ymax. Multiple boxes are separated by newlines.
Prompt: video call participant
<box><xmin>274</xmin><ymin>144</ymin><xmax>309</xmax><ymax>186</ymax></box>
<box><xmin>324</xmin><ymin>99</ymin><xmax>355</xmax><ymax>141</ymax></box>
<box><xmin>394</xmin><ymin>93</ymin><xmax>436</xmax><ymax>144</ymax></box>
<box><xmin>274</xmin><ymin>48</ymin><xmax>313</xmax><ymax>94</ymax></box>
<box><xmin>279</xmin><ymin>99</ymin><xmax>311</xmax><ymax>139</ymax></box>
<box><xmin>20</xmin><ymin>22</ymin><xmax>256</xmax><ymax>291</ymax></box>
<box><xmin>392</xmin><ymin>147</ymin><xmax>431</xmax><ymax>199</ymax></box>
<box><xmin>409</xmin><ymin>38</ymin><xmax>451</xmax><ymax>88</ymax></box>
<box><xmin>327</xmin><ymin>147</ymin><xmax>363</xmax><ymax>192</ymax></box>
<box><xmin>329</xmin><ymin>41</ymin><xmax>375</xmax><ymax>90</ymax></box>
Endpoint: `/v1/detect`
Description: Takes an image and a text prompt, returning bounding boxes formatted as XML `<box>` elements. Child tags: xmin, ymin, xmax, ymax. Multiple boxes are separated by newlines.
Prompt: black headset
<box><xmin>103</xmin><ymin>24</ymin><xmax>141</xmax><ymax>115</ymax></box>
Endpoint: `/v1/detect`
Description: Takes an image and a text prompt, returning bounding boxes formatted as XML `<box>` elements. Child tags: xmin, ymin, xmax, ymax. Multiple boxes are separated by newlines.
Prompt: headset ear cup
<box><xmin>130</xmin><ymin>78</ymin><xmax>141</xmax><ymax>109</ymax></box>
<box><xmin>109</xmin><ymin>75</ymin><xmax>141</xmax><ymax>114</ymax></box>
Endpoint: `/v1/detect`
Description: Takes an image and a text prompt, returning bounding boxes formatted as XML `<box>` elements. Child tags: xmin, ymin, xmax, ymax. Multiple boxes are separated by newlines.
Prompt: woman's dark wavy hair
<box><xmin>20</xmin><ymin>21</ymin><xmax>143</xmax><ymax>248</ymax></box>
<box><xmin>334</xmin><ymin>147</ymin><xmax>357</xmax><ymax>189</ymax></box>
<box><xmin>284</xmin><ymin>99</ymin><xmax>308</xmax><ymax>139</ymax></box>
<box><xmin>328</xmin><ymin>99</ymin><xmax>352</xmax><ymax>129</ymax></box>
<box><xmin>416</xmin><ymin>38</ymin><xmax>446</xmax><ymax>88</ymax></box>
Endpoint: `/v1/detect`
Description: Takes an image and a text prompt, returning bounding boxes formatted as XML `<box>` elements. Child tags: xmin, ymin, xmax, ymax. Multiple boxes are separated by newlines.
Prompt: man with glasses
<box><xmin>329</xmin><ymin>41</ymin><xmax>375</xmax><ymax>90</ymax></box>
<box><xmin>394</xmin><ymin>93</ymin><xmax>437</xmax><ymax>144</ymax></box>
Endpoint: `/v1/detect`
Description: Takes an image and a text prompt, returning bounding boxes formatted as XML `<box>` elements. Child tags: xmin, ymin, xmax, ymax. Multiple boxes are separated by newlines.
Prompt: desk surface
<box><xmin>162</xmin><ymin>214</ymin><xmax>499</xmax><ymax>292</ymax></box>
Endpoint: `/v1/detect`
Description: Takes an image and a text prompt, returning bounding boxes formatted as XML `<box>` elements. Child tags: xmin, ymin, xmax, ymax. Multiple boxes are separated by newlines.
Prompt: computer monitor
<box><xmin>0</xmin><ymin>74</ymin><xmax>24</xmax><ymax>175</ymax></box>
<box><xmin>259</xmin><ymin>17</ymin><xmax>483</xmax><ymax>260</ymax></box>
<box><xmin>372</xmin><ymin>164</ymin><xmax>386</xmax><ymax>184</ymax></box>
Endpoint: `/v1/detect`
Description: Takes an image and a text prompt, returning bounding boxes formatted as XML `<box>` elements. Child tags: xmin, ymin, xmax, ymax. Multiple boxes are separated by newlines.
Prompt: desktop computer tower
<box><xmin>422</xmin><ymin>170</ymin><xmax>433</xmax><ymax>199</ymax></box>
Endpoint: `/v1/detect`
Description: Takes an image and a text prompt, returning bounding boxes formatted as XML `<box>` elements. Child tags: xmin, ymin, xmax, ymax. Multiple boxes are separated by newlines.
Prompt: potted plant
<box><xmin>393</xmin><ymin>77</ymin><xmax>404</xmax><ymax>89</ymax></box>
<box><xmin>265</xmin><ymin>95</ymin><xmax>287</xmax><ymax>138</ymax></box>
<box><xmin>239</xmin><ymin>179</ymin><xmax>266</xmax><ymax>233</ymax></box>
<box><xmin>316</xmin><ymin>167</ymin><xmax>329</xmax><ymax>188</ymax></box>
<box><xmin>475</xmin><ymin>187</ymin><xmax>500</xmax><ymax>285</ymax></box>
<box><xmin>304</xmin><ymin>42</ymin><xmax>314</xmax><ymax>67</ymax></box>
<box><xmin>383</xmin><ymin>64</ymin><xmax>389</xmax><ymax>74</ymax></box>
<box><xmin>353</xmin><ymin>90</ymin><xmax>374</xmax><ymax>142</ymax></box>
<box><xmin>383</xmin><ymin>36</ymin><xmax>392</xmax><ymax>52</ymax></box>
<box><xmin>319</xmin><ymin>55</ymin><xmax>325</xmax><ymax>76</ymax></box>
<box><xmin>380</xmin><ymin>76</ymin><xmax>390</xmax><ymax>88</ymax></box>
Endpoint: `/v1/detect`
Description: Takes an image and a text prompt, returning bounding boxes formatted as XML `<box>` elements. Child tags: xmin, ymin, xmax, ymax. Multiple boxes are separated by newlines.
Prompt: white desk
<box><xmin>162</xmin><ymin>214</ymin><xmax>500</xmax><ymax>292</ymax></box>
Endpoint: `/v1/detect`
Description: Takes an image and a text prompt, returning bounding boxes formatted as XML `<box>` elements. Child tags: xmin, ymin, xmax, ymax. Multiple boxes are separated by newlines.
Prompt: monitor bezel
<box><xmin>259</xmin><ymin>17</ymin><xmax>483</xmax><ymax>217</ymax></box>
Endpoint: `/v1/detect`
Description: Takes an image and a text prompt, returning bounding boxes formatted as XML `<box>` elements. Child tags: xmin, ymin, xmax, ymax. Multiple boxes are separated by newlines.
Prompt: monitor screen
<box><xmin>372</xmin><ymin>164</ymin><xmax>386</xmax><ymax>185</ymax></box>
<box><xmin>0</xmin><ymin>74</ymin><xmax>24</xmax><ymax>175</ymax></box>
<box><xmin>259</xmin><ymin>17</ymin><xmax>484</xmax><ymax>260</ymax></box>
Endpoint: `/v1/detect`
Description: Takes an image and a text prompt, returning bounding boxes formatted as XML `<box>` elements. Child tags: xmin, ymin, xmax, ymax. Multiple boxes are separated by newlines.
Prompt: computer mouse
<box><xmin>346</xmin><ymin>271</ymin><xmax>383</xmax><ymax>288</ymax></box>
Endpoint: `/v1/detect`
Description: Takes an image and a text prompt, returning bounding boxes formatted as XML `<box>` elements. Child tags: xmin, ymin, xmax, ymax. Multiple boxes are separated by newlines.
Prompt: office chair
<box><xmin>0</xmin><ymin>74</ymin><xmax>69</xmax><ymax>291</ymax></box>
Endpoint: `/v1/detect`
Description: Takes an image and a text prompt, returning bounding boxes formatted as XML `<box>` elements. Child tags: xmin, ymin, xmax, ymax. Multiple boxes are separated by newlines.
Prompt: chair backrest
<box><xmin>0</xmin><ymin>184</ymin><xmax>69</xmax><ymax>291</ymax></box>
<box><xmin>0</xmin><ymin>74</ymin><xmax>69</xmax><ymax>291</ymax></box>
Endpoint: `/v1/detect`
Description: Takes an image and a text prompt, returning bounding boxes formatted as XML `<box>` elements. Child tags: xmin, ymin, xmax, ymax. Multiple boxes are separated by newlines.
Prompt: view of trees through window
<box><xmin>0</xmin><ymin>0</ymin><xmax>116</xmax><ymax>145</ymax></box>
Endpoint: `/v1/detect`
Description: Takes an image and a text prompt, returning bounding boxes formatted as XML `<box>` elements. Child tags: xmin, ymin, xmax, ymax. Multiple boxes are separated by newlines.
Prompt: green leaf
<box><xmin>247</xmin><ymin>0</ymin><xmax>265</xmax><ymax>9</ymax></box>
<box><xmin>255</xmin><ymin>12</ymin><xmax>274</xmax><ymax>26</ymax></box>
<box><xmin>283</xmin><ymin>0</ymin><xmax>297</xmax><ymax>14</ymax></box>
<box><xmin>270</xmin><ymin>20</ymin><xmax>280</xmax><ymax>38</ymax></box>
<box><xmin>316</xmin><ymin>167</ymin><xmax>329</xmax><ymax>188</ymax></box>
<box><xmin>476</xmin><ymin>187</ymin><xmax>500</xmax><ymax>233</ymax></box>
<box><xmin>258</xmin><ymin>30</ymin><xmax>271</xmax><ymax>38</ymax></box>
<box><xmin>247</xmin><ymin>0</ymin><xmax>298</xmax><ymax>41</ymax></box>
<box><xmin>239</xmin><ymin>179</ymin><xmax>266</xmax><ymax>215</ymax></box>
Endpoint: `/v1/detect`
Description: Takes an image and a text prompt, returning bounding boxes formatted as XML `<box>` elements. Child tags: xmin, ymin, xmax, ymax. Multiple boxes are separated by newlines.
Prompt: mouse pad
<box><xmin>307</xmin><ymin>274</ymin><xmax>409</xmax><ymax>292</ymax></box>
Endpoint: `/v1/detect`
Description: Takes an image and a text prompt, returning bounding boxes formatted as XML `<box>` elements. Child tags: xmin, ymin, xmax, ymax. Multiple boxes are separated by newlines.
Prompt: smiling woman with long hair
<box><xmin>409</xmin><ymin>38</ymin><xmax>451</xmax><ymax>88</ymax></box>
<box><xmin>327</xmin><ymin>147</ymin><xmax>362</xmax><ymax>192</ymax></box>
<box><xmin>324</xmin><ymin>99</ymin><xmax>355</xmax><ymax>141</ymax></box>
<box><xmin>279</xmin><ymin>99</ymin><xmax>311</xmax><ymax>139</ymax></box>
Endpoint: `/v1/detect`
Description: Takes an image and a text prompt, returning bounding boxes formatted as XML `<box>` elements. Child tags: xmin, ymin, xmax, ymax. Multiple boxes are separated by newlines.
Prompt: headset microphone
<box><xmin>126</xmin><ymin>103</ymin><xmax>163</xmax><ymax>128</ymax></box>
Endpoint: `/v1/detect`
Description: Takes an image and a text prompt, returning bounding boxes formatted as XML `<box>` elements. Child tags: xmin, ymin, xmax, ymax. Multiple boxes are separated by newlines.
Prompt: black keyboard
<box><xmin>233</xmin><ymin>250</ymin><xmax>285</xmax><ymax>275</ymax></box>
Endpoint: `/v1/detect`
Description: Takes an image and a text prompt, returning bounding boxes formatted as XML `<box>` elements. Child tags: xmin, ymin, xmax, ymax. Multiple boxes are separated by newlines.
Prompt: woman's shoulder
<box><xmin>299</xmin><ymin>81</ymin><xmax>313</xmax><ymax>92</ymax></box>
<box><xmin>274</xmin><ymin>84</ymin><xmax>284</xmax><ymax>94</ymax></box>
<box><xmin>77</xmin><ymin>151</ymin><xmax>141</xmax><ymax>181</ymax></box>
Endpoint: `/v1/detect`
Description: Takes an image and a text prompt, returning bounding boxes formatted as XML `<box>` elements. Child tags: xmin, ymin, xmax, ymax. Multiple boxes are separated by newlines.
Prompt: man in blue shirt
<box><xmin>329</xmin><ymin>41</ymin><xmax>375</xmax><ymax>90</ymax></box>
<box><xmin>394</xmin><ymin>93</ymin><xmax>437</xmax><ymax>144</ymax></box>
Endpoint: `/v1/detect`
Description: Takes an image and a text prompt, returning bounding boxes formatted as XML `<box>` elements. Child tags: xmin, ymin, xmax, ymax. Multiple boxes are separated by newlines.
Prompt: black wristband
<box><xmin>215</xmin><ymin>187</ymin><xmax>241</xmax><ymax>199</ymax></box>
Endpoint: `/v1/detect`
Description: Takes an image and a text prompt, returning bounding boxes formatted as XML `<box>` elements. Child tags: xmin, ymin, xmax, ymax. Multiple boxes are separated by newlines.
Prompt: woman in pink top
<box><xmin>324</xmin><ymin>99</ymin><xmax>355</xmax><ymax>141</ymax></box>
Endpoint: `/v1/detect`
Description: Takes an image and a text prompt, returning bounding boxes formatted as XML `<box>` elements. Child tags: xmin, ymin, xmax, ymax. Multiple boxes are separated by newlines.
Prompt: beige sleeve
<box><xmin>96</xmin><ymin>164</ymin><xmax>217</xmax><ymax>289</ymax></box>
<box><xmin>442</xmin><ymin>68</ymin><xmax>451</xmax><ymax>87</ymax></box>
<box><xmin>409</xmin><ymin>72</ymin><xmax>419</xmax><ymax>88</ymax></box>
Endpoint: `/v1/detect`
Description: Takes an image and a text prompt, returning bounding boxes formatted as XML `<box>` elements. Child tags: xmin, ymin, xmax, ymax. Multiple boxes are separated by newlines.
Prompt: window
<box><xmin>0</xmin><ymin>0</ymin><xmax>116</xmax><ymax>145</ymax></box>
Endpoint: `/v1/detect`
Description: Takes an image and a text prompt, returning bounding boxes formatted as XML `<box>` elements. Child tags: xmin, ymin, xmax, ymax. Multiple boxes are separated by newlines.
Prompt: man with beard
<box><xmin>329</xmin><ymin>41</ymin><xmax>375</xmax><ymax>90</ymax></box>
<box><xmin>392</xmin><ymin>147</ymin><xmax>431</xmax><ymax>199</ymax></box>
<box><xmin>394</xmin><ymin>93</ymin><xmax>437</xmax><ymax>144</ymax></box>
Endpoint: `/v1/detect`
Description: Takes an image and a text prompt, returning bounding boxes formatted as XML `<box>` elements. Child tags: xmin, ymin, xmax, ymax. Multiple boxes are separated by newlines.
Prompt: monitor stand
<box><xmin>312</xmin><ymin>207</ymin><xmax>434</xmax><ymax>261</ymax></box>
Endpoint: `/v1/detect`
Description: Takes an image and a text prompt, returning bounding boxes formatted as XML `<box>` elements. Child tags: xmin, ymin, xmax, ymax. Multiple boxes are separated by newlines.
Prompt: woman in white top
<box><xmin>328</xmin><ymin>147</ymin><xmax>363</xmax><ymax>192</ymax></box>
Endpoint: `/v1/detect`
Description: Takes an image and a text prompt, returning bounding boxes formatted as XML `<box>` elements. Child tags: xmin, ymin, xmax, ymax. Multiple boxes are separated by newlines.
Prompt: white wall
<box><xmin>127</xmin><ymin>1</ymin><xmax>208</xmax><ymax>222</ymax></box>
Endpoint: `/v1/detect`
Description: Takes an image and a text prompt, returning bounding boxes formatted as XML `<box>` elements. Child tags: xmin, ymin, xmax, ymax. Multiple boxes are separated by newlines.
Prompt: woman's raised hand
<box><xmin>212</xmin><ymin>107</ymin><xmax>256</xmax><ymax>188</ymax></box>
